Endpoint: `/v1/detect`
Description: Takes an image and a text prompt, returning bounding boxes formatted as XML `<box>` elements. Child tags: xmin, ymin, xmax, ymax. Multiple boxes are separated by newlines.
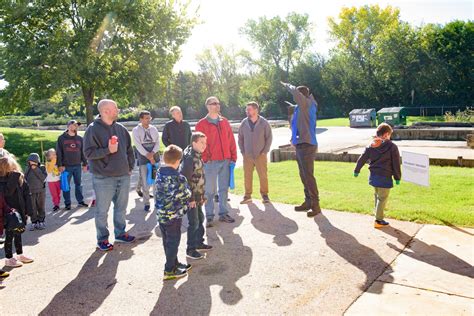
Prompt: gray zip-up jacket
<box><xmin>238</xmin><ymin>116</ymin><xmax>273</xmax><ymax>159</ymax></box>
<box><xmin>83</xmin><ymin>117</ymin><xmax>135</xmax><ymax>177</ymax></box>
<box><xmin>25</xmin><ymin>153</ymin><xmax>47</xmax><ymax>193</ymax></box>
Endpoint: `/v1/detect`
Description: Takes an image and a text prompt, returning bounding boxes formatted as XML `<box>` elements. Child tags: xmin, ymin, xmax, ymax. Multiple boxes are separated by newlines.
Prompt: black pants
<box><xmin>295</xmin><ymin>143</ymin><xmax>320</xmax><ymax>205</ymax></box>
<box><xmin>4</xmin><ymin>231</ymin><xmax>23</xmax><ymax>259</ymax></box>
<box><xmin>31</xmin><ymin>191</ymin><xmax>46</xmax><ymax>223</ymax></box>
<box><xmin>187</xmin><ymin>205</ymin><xmax>205</xmax><ymax>252</ymax></box>
<box><xmin>159</xmin><ymin>218</ymin><xmax>182</xmax><ymax>272</ymax></box>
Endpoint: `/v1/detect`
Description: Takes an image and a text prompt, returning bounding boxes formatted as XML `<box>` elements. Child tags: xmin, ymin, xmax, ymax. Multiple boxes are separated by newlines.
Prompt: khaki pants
<box><xmin>243</xmin><ymin>154</ymin><xmax>269</xmax><ymax>197</ymax></box>
<box><xmin>374</xmin><ymin>187</ymin><xmax>391</xmax><ymax>221</ymax></box>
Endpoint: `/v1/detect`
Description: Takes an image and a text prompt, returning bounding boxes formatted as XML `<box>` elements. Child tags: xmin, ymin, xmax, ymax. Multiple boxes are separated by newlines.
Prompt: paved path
<box><xmin>1</xmin><ymin>170</ymin><xmax>472</xmax><ymax>315</ymax></box>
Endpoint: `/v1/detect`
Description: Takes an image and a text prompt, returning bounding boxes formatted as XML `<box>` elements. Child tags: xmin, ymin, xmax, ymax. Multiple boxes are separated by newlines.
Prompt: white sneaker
<box><xmin>38</xmin><ymin>222</ymin><xmax>45</xmax><ymax>230</ymax></box>
<box><xmin>17</xmin><ymin>254</ymin><xmax>34</xmax><ymax>264</ymax></box>
<box><xmin>29</xmin><ymin>223</ymin><xmax>36</xmax><ymax>231</ymax></box>
<box><xmin>5</xmin><ymin>258</ymin><xmax>22</xmax><ymax>268</ymax></box>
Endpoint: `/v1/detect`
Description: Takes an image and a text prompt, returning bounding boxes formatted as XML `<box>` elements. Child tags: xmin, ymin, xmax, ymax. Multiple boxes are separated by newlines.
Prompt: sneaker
<box><xmin>136</xmin><ymin>190</ymin><xmax>143</xmax><ymax>197</ymax></box>
<box><xmin>64</xmin><ymin>205</ymin><xmax>71</xmax><ymax>211</ymax></box>
<box><xmin>29</xmin><ymin>223</ymin><xmax>36</xmax><ymax>231</ymax></box>
<box><xmin>307</xmin><ymin>204</ymin><xmax>322</xmax><ymax>217</ymax></box>
<box><xmin>219</xmin><ymin>214</ymin><xmax>235</xmax><ymax>223</ymax></box>
<box><xmin>206</xmin><ymin>219</ymin><xmax>214</xmax><ymax>228</ymax></box>
<box><xmin>240</xmin><ymin>196</ymin><xmax>252</xmax><ymax>204</ymax></box>
<box><xmin>5</xmin><ymin>258</ymin><xmax>22</xmax><ymax>268</ymax></box>
<box><xmin>52</xmin><ymin>205</ymin><xmax>60</xmax><ymax>212</ymax></box>
<box><xmin>38</xmin><ymin>222</ymin><xmax>46</xmax><ymax>230</ymax></box>
<box><xmin>186</xmin><ymin>250</ymin><xmax>203</xmax><ymax>260</ymax></box>
<box><xmin>144</xmin><ymin>205</ymin><xmax>151</xmax><ymax>212</ymax></box>
<box><xmin>262</xmin><ymin>195</ymin><xmax>270</xmax><ymax>203</ymax></box>
<box><xmin>374</xmin><ymin>220</ymin><xmax>390</xmax><ymax>228</ymax></box>
<box><xmin>115</xmin><ymin>233</ymin><xmax>136</xmax><ymax>243</ymax></box>
<box><xmin>177</xmin><ymin>262</ymin><xmax>192</xmax><ymax>272</ymax></box>
<box><xmin>196</xmin><ymin>244</ymin><xmax>213</xmax><ymax>251</ymax></box>
<box><xmin>163</xmin><ymin>268</ymin><xmax>188</xmax><ymax>281</ymax></box>
<box><xmin>294</xmin><ymin>201</ymin><xmax>310</xmax><ymax>212</ymax></box>
<box><xmin>97</xmin><ymin>240</ymin><xmax>114</xmax><ymax>251</ymax></box>
<box><xmin>17</xmin><ymin>254</ymin><xmax>34</xmax><ymax>264</ymax></box>
<box><xmin>0</xmin><ymin>270</ymin><xmax>9</xmax><ymax>278</ymax></box>
<box><xmin>78</xmin><ymin>202</ymin><xmax>89</xmax><ymax>208</ymax></box>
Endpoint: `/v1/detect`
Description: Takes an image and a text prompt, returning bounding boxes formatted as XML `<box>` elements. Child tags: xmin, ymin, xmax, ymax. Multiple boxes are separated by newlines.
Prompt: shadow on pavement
<box><xmin>314</xmin><ymin>214</ymin><xmax>394</xmax><ymax>293</ymax></box>
<box><xmin>381</xmin><ymin>227</ymin><xmax>474</xmax><ymax>278</ymax></box>
<box><xmin>247</xmin><ymin>202</ymin><xmax>298</xmax><ymax>246</ymax></box>
<box><xmin>152</xmin><ymin>208</ymin><xmax>252</xmax><ymax>315</ymax></box>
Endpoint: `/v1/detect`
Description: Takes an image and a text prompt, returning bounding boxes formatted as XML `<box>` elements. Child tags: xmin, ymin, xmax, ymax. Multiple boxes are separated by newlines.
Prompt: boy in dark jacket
<box><xmin>155</xmin><ymin>145</ymin><xmax>192</xmax><ymax>280</ymax></box>
<box><xmin>180</xmin><ymin>132</ymin><xmax>213</xmax><ymax>260</ymax></box>
<box><xmin>25</xmin><ymin>153</ymin><xmax>47</xmax><ymax>230</ymax></box>
<box><xmin>354</xmin><ymin>123</ymin><xmax>401</xmax><ymax>228</ymax></box>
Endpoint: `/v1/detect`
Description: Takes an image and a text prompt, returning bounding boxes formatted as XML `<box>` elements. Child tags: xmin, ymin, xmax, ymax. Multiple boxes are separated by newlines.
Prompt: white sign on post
<box><xmin>402</xmin><ymin>151</ymin><xmax>430</xmax><ymax>187</ymax></box>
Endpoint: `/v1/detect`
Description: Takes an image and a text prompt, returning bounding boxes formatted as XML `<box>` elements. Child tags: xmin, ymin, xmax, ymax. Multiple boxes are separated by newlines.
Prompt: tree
<box><xmin>0</xmin><ymin>1</ymin><xmax>194</xmax><ymax>123</ymax></box>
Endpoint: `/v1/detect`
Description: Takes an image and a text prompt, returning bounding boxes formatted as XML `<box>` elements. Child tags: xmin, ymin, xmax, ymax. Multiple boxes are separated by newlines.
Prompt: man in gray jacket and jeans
<box><xmin>238</xmin><ymin>101</ymin><xmax>273</xmax><ymax>204</ymax></box>
<box><xmin>83</xmin><ymin>99</ymin><xmax>136</xmax><ymax>251</ymax></box>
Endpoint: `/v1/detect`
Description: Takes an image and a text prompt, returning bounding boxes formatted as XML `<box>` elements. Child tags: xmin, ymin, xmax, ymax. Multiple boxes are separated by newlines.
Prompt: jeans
<box><xmin>63</xmin><ymin>165</ymin><xmax>84</xmax><ymax>206</ymax></box>
<box><xmin>159</xmin><ymin>218</ymin><xmax>182</xmax><ymax>272</ymax></box>
<box><xmin>4</xmin><ymin>231</ymin><xmax>23</xmax><ymax>259</ymax></box>
<box><xmin>92</xmin><ymin>174</ymin><xmax>130</xmax><ymax>243</ymax></box>
<box><xmin>295</xmin><ymin>143</ymin><xmax>319</xmax><ymax>205</ymax></box>
<box><xmin>204</xmin><ymin>160</ymin><xmax>230</xmax><ymax>220</ymax></box>
<box><xmin>374</xmin><ymin>187</ymin><xmax>391</xmax><ymax>221</ymax></box>
<box><xmin>187</xmin><ymin>205</ymin><xmax>205</xmax><ymax>251</ymax></box>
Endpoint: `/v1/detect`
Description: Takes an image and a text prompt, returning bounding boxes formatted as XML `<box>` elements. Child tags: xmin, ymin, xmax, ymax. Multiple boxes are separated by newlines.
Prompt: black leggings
<box><xmin>4</xmin><ymin>231</ymin><xmax>23</xmax><ymax>259</ymax></box>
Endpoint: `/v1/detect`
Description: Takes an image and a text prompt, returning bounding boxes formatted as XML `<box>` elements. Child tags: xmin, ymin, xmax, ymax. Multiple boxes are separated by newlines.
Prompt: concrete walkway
<box><xmin>0</xmin><ymin>171</ymin><xmax>472</xmax><ymax>315</ymax></box>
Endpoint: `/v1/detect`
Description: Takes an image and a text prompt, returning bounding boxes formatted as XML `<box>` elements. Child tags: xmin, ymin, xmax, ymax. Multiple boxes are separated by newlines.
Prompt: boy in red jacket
<box><xmin>195</xmin><ymin>96</ymin><xmax>237</xmax><ymax>227</ymax></box>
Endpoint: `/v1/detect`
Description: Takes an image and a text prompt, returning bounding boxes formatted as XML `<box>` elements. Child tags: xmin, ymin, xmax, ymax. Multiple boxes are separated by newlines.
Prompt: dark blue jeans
<box><xmin>159</xmin><ymin>218</ymin><xmax>182</xmax><ymax>272</ymax></box>
<box><xmin>63</xmin><ymin>165</ymin><xmax>84</xmax><ymax>206</ymax></box>
<box><xmin>187</xmin><ymin>205</ymin><xmax>205</xmax><ymax>252</ymax></box>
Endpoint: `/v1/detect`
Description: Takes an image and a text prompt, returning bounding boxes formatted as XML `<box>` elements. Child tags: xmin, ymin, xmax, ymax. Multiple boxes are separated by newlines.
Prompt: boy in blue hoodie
<box><xmin>354</xmin><ymin>123</ymin><xmax>401</xmax><ymax>228</ymax></box>
<box><xmin>155</xmin><ymin>145</ymin><xmax>192</xmax><ymax>280</ymax></box>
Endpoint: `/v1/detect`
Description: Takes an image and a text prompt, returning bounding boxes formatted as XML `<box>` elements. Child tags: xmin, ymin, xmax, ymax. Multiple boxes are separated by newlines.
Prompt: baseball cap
<box><xmin>67</xmin><ymin>120</ymin><xmax>82</xmax><ymax>127</ymax></box>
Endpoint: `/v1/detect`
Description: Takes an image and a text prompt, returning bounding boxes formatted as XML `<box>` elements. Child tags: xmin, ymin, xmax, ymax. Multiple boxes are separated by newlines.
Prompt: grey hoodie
<box><xmin>25</xmin><ymin>153</ymin><xmax>47</xmax><ymax>193</ymax></box>
<box><xmin>83</xmin><ymin>117</ymin><xmax>135</xmax><ymax>177</ymax></box>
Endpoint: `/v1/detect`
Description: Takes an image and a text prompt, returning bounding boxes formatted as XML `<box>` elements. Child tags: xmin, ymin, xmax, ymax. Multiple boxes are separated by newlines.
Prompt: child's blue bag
<box><xmin>146</xmin><ymin>163</ymin><xmax>159</xmax><ymax>186</ymax></box>
<box><xmin>60</xmin><ymin>171</ymin><xmax>70</xmax><ymax>192</ymax></box>
<box><xmin>229</xmin><ymin>161</ymin><xmax>236</xmax><ymax>190</ymax></box>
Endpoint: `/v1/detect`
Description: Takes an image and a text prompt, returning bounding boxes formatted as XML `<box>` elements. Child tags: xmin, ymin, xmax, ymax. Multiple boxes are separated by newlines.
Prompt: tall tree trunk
<box><xmin>82</xmin><ymin>87</ymin><xmax>94</xmax><ymax>125</ymax></box>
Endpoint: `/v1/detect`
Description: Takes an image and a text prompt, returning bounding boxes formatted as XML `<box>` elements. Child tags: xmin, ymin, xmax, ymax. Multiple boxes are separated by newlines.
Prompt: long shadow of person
<box><xmin>381</xmin><ymin>226</ymin><xmax>474</xmax><ymax>278</ymax></box>
<box><xmin>39</xmin><ymin>235</ymin><xmax>151</xmax><ymax>315</ymax></box>
<box><xmin>247</xmin><ymin>202</ymin><xmax>298</xmax><ymax>246</ymax></box>
<box><xmin>314</xmin><ymin>214</ymin><xmax>394</xmax><ymax>293</ymax></box>
<box><xmin>152</xmin><ymin>208</ymin><xmax>252</xmax><ymax>315</ymax></box>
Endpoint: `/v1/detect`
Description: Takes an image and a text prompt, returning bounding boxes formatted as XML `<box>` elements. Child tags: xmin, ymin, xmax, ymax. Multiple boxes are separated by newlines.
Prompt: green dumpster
<box><xmin>377</xmin><ymin>107</ymin><xmax>407</xmax><ymax>126</ymax></box>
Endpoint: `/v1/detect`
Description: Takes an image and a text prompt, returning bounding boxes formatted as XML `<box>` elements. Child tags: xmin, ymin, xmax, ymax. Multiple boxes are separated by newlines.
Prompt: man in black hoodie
<box><xmin>56</xmin><ymin>120</ymin><xmax>88</xmax><ymax>210</ymax></box>
<box><xmin>83</xmin><ymin>99</ymin><xmax>136</xmax><ymax>251</ymax></box>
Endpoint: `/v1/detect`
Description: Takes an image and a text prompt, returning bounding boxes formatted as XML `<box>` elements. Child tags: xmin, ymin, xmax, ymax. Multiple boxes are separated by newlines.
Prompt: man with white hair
<box><xmin>162</xmin><ymin>106</ymin><xmax>192</xmax><ymax>150</ymax></box>
<box><xmin>83</xmin><ymin>99</ymin><xmax>136</xmax><ymax>251</ymax></box>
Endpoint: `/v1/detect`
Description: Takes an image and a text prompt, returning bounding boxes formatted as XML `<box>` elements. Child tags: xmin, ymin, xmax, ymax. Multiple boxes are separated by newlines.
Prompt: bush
<box><xmin>444</xmin><ymin>107</ymin><xmax>473</xmax><ymax>123</ymax></box>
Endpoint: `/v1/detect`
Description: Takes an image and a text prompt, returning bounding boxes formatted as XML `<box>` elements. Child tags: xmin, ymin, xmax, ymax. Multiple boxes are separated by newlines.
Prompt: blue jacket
<box><xmin>155</xmin><ymin>166</ymin><xmax>191</xmax><ymax>224</ymax></box>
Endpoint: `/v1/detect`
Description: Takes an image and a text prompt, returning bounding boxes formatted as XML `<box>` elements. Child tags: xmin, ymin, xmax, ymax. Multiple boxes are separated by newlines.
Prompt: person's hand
<box><xmin>108</xmin><ymin>139</ymin><xmax>118</xmax><ymax>154</ymax></box>
<box><xmin>189</xmin><ymin>201</ymin><xmax>196</xmax><ymax>208</ymax></box>
<box><xmin>82</xmin><ymin>165</ymin><xmax>88</xmax><ymax>172</ymax></box>
<box><xmin>146</xmin><ymin>152</ymin><xmax>154</xmax><ymax>161</ymax></box>
<box><xmin>150</xmin><ymin>158</ymin><xmax>156</xmax><ymax>165</ymax></box>
<box><xmin>59</xmin><ymin>166</ymin><xmax>65</xmax><ymax>173</ymax></box>
<box><xmin>353</xmin><ymin>172</ymin><xmax>359</xmax><ymax>177</ymax></box>
<box><xmin>395</xmin><ymin>180</ymin><xmax>400</xmax><ymax>185</ymax></box>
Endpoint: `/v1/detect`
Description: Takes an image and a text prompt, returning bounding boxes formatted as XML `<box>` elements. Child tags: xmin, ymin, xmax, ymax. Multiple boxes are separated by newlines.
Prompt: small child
<box><xmin>354</xmin><ymin>123</ymin><xmax>401</xmax><ymax>228</ymax></box>
<box><xmin>0</xmin><ymin>156</ymin><xmax>34</xmax><ymax>268</ymax></box>
<box><xmin>45</xmin><ymin>149</ymin><xmax>61</xmax><ymax>212</ymax></box>
<box><xmin>155</xmin><ymin>145</ymin><xmax>192</xmax><ymax>280</ymax></box>
<box><xmin>180</xmin><ymin>132</ymin><xmax>213</xmax><ymax>260</ymax></box>
<box><xmin>25</xmin><ymin>153</ymin><xmax>47</xmax><ymax>230</ymax></box>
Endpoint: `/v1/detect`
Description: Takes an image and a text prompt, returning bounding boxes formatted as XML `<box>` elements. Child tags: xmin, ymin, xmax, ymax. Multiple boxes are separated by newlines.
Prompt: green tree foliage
<box><xmin>0</xmin><ymin>0</ymin><xmax>195</xmax><ymax>123</ymax></box>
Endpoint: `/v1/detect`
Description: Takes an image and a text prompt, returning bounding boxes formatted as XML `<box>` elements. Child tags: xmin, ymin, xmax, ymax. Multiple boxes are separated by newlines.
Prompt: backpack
<box><xmin>0</xmin><ymin>182</ymin><xmax>26</xmax><ymax>234</ymax></box>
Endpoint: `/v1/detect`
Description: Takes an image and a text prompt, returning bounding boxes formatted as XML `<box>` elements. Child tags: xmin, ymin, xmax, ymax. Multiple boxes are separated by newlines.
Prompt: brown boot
<box><xmin>307</xmin><ymin>203</ymin><xmax>322</xmax><ymax>217</ymax></box>
<box><xmin>294</xmin><ymin>201</ymin><xmax>311</xmax><ymax>212</ymax></box>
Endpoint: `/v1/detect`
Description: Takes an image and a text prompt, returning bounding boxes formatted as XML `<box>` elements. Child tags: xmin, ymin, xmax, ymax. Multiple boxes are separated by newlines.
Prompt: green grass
<box><xmin>407</xmin><ymin>116</ymin><xmax>445</xmax><ymax>125</ymax></box>
<box><xmin>232</xmin><ymin>161</ymin><xmax>474</xmax><ymax>227</ymax></box>
<box><xmin>317</xmin><ymin>117</ymin><xmax>350</xmax><ymax>127</ymax></box>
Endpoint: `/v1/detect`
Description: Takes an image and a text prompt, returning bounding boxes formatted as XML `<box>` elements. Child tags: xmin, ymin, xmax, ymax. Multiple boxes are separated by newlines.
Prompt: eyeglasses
<box><xmin>208</xmin><ymin>102</ymin><xmax>220</xmax><ymax>105</ymax></box>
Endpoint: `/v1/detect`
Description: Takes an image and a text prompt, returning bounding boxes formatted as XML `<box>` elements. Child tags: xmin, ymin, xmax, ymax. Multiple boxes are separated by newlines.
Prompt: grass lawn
<box><xmin>0</xmin><ymin>127</ymin><xmax>166</xmax><ymax>167</ymax></box>
<box><xmin>232</xmin><ymin>161</ymin><xmax>474</xmax><ymax>227</ymax></box>
<box><xmin>317</xmin><ymin>117</ymin><xmax>350</xmax><ymax>127</ymax></box>
<box><xmin>407</xmin><ymin>116</ymin><xmax>445</xmax><ymax>125</ymax></box>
